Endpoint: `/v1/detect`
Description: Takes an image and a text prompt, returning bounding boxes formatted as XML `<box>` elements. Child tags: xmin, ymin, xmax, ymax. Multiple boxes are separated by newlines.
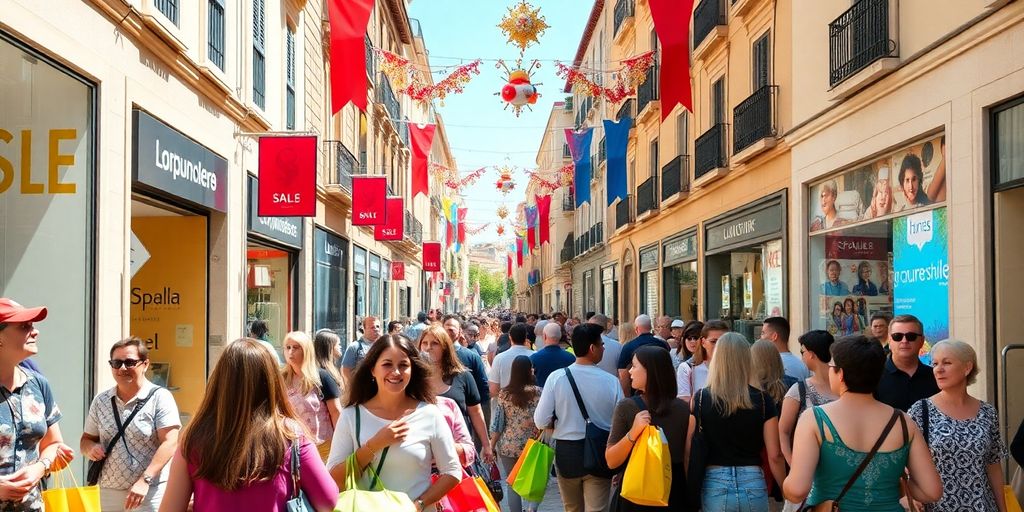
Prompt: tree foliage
<box><xmin>469</xmin><ymin>264</ymin><xmax>507</xmax><ymax>308</ymax></box>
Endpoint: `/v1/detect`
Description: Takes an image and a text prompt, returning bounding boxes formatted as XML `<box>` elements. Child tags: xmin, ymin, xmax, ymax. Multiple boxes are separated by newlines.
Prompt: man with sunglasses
<box><xmin>874</xmin><ymin>314</ymin><xmax>939</xmax><ymax>411</ymax></box>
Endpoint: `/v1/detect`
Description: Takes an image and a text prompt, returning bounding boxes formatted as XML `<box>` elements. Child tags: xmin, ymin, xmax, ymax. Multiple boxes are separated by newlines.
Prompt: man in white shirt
<box><xmin>534</xmin><ymin>323</ymin><xmax>623</xmax><ymax>512</ymax></box>
<box><xmin>589</xmin><ymin>314</ymin><xmax>621</xmax><ymax>377</ymax></box>
<box><xmin>340</xmin><ymin>316</ymin><xmax>381</xmax><ymax>385</ymax></box>
<box><xmin>761</xmin><ymin>316</ymin><xmax>811</xmax><ymax>382</ymax></box>
<box><xmin>488</xmin><ymin>323</ymin><xmax>534</xmax><ymax>397</ymax></box>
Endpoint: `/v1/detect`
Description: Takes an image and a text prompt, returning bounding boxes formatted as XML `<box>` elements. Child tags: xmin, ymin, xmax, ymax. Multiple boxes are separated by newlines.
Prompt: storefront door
<box><xmin>662</xmin><ymin>232</ymin><xmax>698</xmax><ymax>322</ymax></box>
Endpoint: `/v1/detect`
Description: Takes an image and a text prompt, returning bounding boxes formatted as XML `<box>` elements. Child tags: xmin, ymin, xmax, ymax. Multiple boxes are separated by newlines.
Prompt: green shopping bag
<box><xmin>335</xmin><ymin>454</ymin><xmax>417</xmax><ymax>511</ymax></box>
<box><xmin>510</xmin><ymin>438</ymin><xmax>555</xmax><ymax>503</ymax></box>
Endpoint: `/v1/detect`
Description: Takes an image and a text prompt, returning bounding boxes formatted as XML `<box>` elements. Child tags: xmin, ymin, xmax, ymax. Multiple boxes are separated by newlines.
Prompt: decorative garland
<box><xmin>376</xmin><ymin>49</ymin><xmax>482</xmax><ymax>107</ymax></box>
<box><xmin>555</xmin><ymin>51</ymin><xmax>656</xmax><ymax>103</ymax></box>
<box><xmin>444</xmin><ymin>168</ymin><xmax>487</xmax><ymax>191</ymax></box>
<box><xmin>464</xmin><ymin>223</ymin><xmax>491</xmax><ymax>235</ymax></box>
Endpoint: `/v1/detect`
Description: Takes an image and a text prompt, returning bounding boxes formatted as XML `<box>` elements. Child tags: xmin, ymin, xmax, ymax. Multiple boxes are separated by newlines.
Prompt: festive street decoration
<box><xmin>409</xmin><ymin>123</ymin><xmax>436</xmax><ymax>198</ymax></box>
<box><xmin>464</xmin><ymin>223</ymin><xmax>491</xmax><ymax>235</ymax></box>
<box><xmin>496</xmin><ymin>205</ymin><xmax>510</xmax><ymax>220</ymax></box>
<box><xmin>496</xmin><ymin>60</ymin><xmax>541</xmax><ymax>116</ymax></box>
<box><xmin>555</xmin><ymin>51</ymin><xmax>656</xmax><ymax>103</ymax></box>
<box><xmin>498</xmin><ymin>1</ymin><xmax>549</xmax><ymax>55</ymax></box>
<box><xmin>527</xmin><ymin>171</ymin><xmax>561</xmax><ymax>191</ymax></box>
<box><xmin>650</xmin><ymin>0</ymin><xmax>696</xmax><ymax>118</ymax></box>
<box><xmin>444</xmin><ymin>168</ymin><xmax>487</xmax><ymax>191</ymax></box>
<box><xmin>566</xmin><ymin>128</ymin><xmax>594</xmax><ymax>207</ymax></box>
<box><xmin>496</xmin><ymin>224</ymin><xmax>505</xmax><ymax>236</ymax></box>
<box><xmin>604</xmin><ymin>118</ymin><xmax>632</xmax><ymax>206</ymax></box>
<box><xmin>375</xmin><ymin>49</ymin><xmax>482</xmax><ymax>107</ymax></box>
<box><xmin>328</xmin><ymin>0</ymin><xmax>375</xmax><ymax>113</ymax></box>
<box><xmin>495</xmin><ymin>166</ymin><xmax>516</xmax><ymax>195</ymax></box>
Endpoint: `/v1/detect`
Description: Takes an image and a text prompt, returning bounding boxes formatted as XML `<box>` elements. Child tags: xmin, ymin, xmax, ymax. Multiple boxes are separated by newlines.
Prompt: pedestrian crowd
<box><xmin>2</xmin><ymin>296</ymin><xmax>1023</xmax><ymax>512</ymax></box>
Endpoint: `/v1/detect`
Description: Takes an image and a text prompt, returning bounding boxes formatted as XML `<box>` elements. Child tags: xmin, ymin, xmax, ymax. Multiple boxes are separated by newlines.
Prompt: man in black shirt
<box><xmin>615</xmin><ymin>314</ymin><xmax>670</xmax><ymax>396</ymax></box>
<box><xmin>875</xmin><ymin>314</ymin><xmax>938</xmax><ymax>411</ymax></box>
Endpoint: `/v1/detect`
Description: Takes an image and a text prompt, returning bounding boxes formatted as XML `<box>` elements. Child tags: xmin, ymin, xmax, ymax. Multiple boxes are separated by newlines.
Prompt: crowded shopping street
<box><xmin>4</xmin><ymin>0</ymin><xmax>1024</xmax><ymax>511</ymax></box>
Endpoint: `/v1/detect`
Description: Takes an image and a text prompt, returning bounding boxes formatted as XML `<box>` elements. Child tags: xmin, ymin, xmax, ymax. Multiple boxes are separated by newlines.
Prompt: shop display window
<box><xmin>246</xmin><ymin>245</ymin><xmax>292</xmax><ymax>348</ymax></box>
<box><xmin>663</xmin><ymin>261</ymin><xmax>698</xmax><ymax>321</ymax></box>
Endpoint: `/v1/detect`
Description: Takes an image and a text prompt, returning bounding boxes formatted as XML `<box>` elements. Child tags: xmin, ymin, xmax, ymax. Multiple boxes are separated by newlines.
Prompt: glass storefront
<box><xmin>369</xmin><ymin>253</ymin><xmax>382</xmax><ymax>318</ymax></box>
<box><xmin>808</xmin><ymin>135</ymin><xmax>948</xmax><ymax>348</ymax></box>
<box><xmin>705</xmin><ymin>193</ymin><xmax>786</xmax><ymax>340</ymax></box>
<box><xmin>639</xmin><ymin>246</ymin><xmax>659</xmax><ymax>317</ymax></box>
<box><xmin>662</xmin><ymin>232</ymin><xmax>698</xmax><ymax>322</ymax></box>
<box><xmin>353</xmin><ymin>245</ymin><xmax>367</xmax><ymax>328</ymax></box>
<box><xmin>313</xmin><ymin>227</ymin><xmax>348</xmax><ymax>343</ymax></box>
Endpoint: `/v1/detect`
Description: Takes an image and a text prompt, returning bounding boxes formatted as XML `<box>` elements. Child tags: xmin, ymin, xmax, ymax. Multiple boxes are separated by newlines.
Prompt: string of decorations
<box><xmin>464</xmin><ymin>223</ymin><xmax>492</xmax><ymax>235</ymax></box>
<box><xmin>375</xmin><ymin>49</ymin><xmax>482</xmax><ymax>107</ymax></box>
<box><xmin>498</xmin><ymin>1</ymin><xmax>550</xmax><ymax>56</ymax></box>
<box><xmin>444</xmin><ymin>168</ymin><xmax>488</xmax><ymax>190</ymax></box>
<box><xmin>555</xmin><ymin>51</ymin><xmax>656</xmax><ymax>103</ymax></box>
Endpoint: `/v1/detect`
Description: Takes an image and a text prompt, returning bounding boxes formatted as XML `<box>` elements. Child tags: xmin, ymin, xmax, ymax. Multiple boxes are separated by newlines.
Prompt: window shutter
<box><xmin>713</xmin><ymin>78</ymin><xmax>725</xmax><ymax>125</ymax></box>
<box><xmin>753</xmin><ymin>33</ymin><xmax>770</xmax><ymax>90</ymax></box>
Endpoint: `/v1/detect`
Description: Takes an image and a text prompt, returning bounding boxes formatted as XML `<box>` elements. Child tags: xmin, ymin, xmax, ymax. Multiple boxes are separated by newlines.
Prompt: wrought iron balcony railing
<box><xmin>637</xmin><ymin>66</ymin><xmax>659</xmax><ymax>117</ymax></box>
<box><xmin>614</xmin><ymin>0</ymin><xmax>635</xmax><ymax>37</ymax></box>
<box><xmin>562</xmin><ymin>191</ymin><xmax>574</xmax><ymax>211</ymax></box>
<box><xmin>636</xmin><ymin>175</ymin><xmax>658</xmax><ymax>217</ymax></box>
<box><xmin>617</xmin><ymin>98</ymin><xmax>635</xmax><ymax>122</ymax></box>
<box><xmin>616</xmin><ymin>195</ymin><xmax>633</xmax><ymax>230</ymax></box>
<box><xmin>829</xmin><ymin>0</ymin><xmax>895</xmax><ymax>87</ymax></box>
<box><xmin>376</xmin><ymin>72</ymin><xmax>401</xmax><ymax>123</ymax></box>
<box><xmin>661</xmin><ymin>155</ymin><xmax>689</xmax><ymax>201</ymax></box>
<box><xmin>695</xmin><ymin>123</ymin><xmax>729</xmax><ymax>179</ymax></box>
<box><xmin>733</xmin><ymin>85</ymin><xmax>777</xmax><ymax>153</ymax></box>
<box><xmin>560</xmin><ymin>232</ymin><xmax>575</xmax><ymax>263</ymax></box>
<box><xmin>694</xmin><ymin>0</ymin><xmax>725</xmax><ymax>49</ymax></box>
<box><xmin>365</xmin><ymin>35</ymin><xmax>375</xmax><ymax>81</ymax></box>
<box><xmin>324</xmin><ymin>140</ymin><xmax>360</xmax><ymax>191</ymax></box>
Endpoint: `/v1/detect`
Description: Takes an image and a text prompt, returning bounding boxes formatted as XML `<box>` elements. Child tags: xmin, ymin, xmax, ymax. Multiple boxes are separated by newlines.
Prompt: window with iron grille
<box><xmin>252</xmin><ymin>0</ymin><xmax>266</xmax><ymax>110</ymax></box>
<box><xmin>752</xmin><ymin>32</ymin><xmax>771</xmax><ymax>90</ymax></box>
<box><xmin>155</xmin><ymin>0</ymin><xmax>179</xmax><ymax>25</ymax></box>
<box><xmin>712</xmin><ymin>77</ymin><xmax>726</xmax><ymax>125</ymax></box>
<box><xmin>208</xmin><ymin>0</ymin><xmax>226</xmax><ymax>70</ymax></box>
<box><xmin>286</xmin><ymin>27</ymin><xmax>296</xmax><ymax>130</ymax></box>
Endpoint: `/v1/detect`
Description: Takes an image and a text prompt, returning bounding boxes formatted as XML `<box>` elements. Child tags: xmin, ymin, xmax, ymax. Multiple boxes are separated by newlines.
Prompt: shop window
<box><xmin>313</xmin><ymin>228</ymin><xmax>347</xmax><ymax>343</ymax></box>
<box><xmin>246</xmin><ymin>245</ymin><xmax>292</xmax><ymax>351</ymax></box>
<box><xmin>641</xmin><ymin>271</ymin><xmax>658</xmax><ymax>316</ymax></box>
<box><xmin>994</xmin><ymin>97</ymin><xmax>1024</xmax><ymax>189</ymax></box>
<box><xmin>663</xmin><ymin>261</ymin><xmax>698</xmax><ymax>321</ymax></box>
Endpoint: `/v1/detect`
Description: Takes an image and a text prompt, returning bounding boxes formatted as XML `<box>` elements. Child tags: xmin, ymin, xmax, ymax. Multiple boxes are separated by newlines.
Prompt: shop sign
<box><xmin>762</xmin><ymin>239</ymin><xmax>784</xmax><ymax>317</ymax></box>
<box><xmin>893</xmin><ymin>207</ymin><xmax>949</xmax><ymax>360</ymax></box>
<box><xmin>314</xmin><ymin>227</ymin><xmax>345</xmax><ymax>267</ymax></box>
<box><xmin>706</xmin><ymin>201</ymin><xmax>783</xmax><ymax>252</ymax></box>
<box><xmin>373</xmin><ymin>197</ymin><xmax>404</xmax><ymax>241</ymax></box>
<box><xmin>663</xmin><ymin>233</ymin><xmax>697</xmax><ymax>265</ymax></box>
<box><xmin>391</xmin><ymin>261</ymin><xmax>406</xmax><ymax>281</ymax></box>
<box><xmin>132</xmin><ymin>110</ymin><xmax>228</xmax><ymax>211</ymax></box>
<box><xmin>257</xmin><ymin>136</ymin><xmax>317</xmax><ymax>217</ymax></box>
<box><xmin>352</xmin><ymin>176</ymin><xmax>388</xmax><ymax>226</ymax></box>
<box><xmin>247</xmin><ymin>176</ymin><xmax>303</xmax><ymax>248</ymax></box>
<box><xmin>639</xmin><ymin>246</ymin><xmax>659</xmax><ymax>272</ymax></box>
<box><xmin>423</xmin><ymin>242</ymin><xmax>442</xmax><ymax>272</ymax></box>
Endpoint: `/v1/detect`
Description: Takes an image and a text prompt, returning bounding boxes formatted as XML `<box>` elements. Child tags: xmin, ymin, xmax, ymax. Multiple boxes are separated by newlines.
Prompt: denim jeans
<box><xmin>498</xmin><ymin>455</ymin><xmax>540</xmax><ymax>512</ymax></box>
<box><xmin>702</xmin><ymin>465</ymin><xmax>769</xmax><ymax>512</ymax></box>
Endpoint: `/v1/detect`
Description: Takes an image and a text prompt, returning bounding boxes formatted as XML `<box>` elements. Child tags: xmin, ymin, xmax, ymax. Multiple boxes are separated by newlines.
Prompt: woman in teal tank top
<box><xmin>782</xmin><ymin>335</ymin><xmax>942</xmax><ymax>510</ymax></box>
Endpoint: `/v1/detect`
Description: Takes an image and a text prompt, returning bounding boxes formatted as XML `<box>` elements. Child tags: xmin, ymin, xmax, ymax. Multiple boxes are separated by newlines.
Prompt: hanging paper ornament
<box><xmin>496</xmin><ymin>224</ymin><xmax>505</xmax><ymax>236</ymax></box>
<box><xmin>496</xmin><ymin>60</ymin><xmax>541</xmax><ymax>116</ymax></box>
<box><xmin>498</xmin><ymin>1</ymin><xmax>550</xmax><ymax>55</ymax></box>
<box><xmin>554</xmin><ymin>51</ymin><xmax>656</xmax><ymax>103</ymax></box>
<box><xmin>496</xmin><ymin>205</ymin><xmax>510</xmax><ymax>219</ymax></box>
<box><xmin>496</xmin><ymin>166</ymin><xmax>516</xmax><ymax>195</ymax></box>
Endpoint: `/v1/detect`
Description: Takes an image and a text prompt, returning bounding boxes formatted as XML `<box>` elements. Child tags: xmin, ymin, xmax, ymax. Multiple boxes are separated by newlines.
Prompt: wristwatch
<box><xmin>143</xmin><ymin>474</ymin><xmax>155</xmax><ymax>486</ymax></box>
<box><xmin>37</xmin><ymin>457</ymin><xmax>52</xmax><ymax>473</ymax></box>
<box><xmin>414</xmin><ymin>499</ymin><xmax>425</xmax><ymax>511</ymax></box>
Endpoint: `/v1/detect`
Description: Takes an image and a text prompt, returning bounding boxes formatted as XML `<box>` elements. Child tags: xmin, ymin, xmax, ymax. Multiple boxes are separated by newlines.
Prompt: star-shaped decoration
<box><xmin>498</xmin><ymin>1</ymin><xmax>550</xmax><ymax>55</ymax></box>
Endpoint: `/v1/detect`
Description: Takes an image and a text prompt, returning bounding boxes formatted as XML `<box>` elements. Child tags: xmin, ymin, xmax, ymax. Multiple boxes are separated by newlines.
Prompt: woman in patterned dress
<box><xmin>281</xmin><ymin>331</ymin><xmax>341</xmax><ymax>460</ymax></box>
<box><xmin>909</xmin><ymin>340</ymin><xmax>1007</xmax><ymax>511</ymax></box>
<box><xmin>489</xmin><ymin>355</ymin><xmax>541</xmax><ymax>512</ymax></box>
<box><xmin>0</xmin><ymin>298</ymin><xmax>74</xmax><ymax>512</ymax></box>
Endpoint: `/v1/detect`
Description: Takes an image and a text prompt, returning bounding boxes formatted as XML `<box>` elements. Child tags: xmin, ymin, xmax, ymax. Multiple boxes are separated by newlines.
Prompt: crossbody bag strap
<box><xmin>354</xmin><ymin>405</ymin><xmax>390</xmax><ymax>490</ymax></box>
<box><xmin>833</xmin><ymin>409</ymin><xmax>901</xmax><ymax>507</ymax></box>
<box><xmin>109</xmin><ymin>387</ymin><xmax>162</xmax><ymax>457</ymax></box>
<box><xmin>290</xmin><ymin>439</ymin><xmax>302</xmax><ymax>500</ymax></box>
<box><xmin>563</xmin><ymin>368</ymin><xmax>590</xmax><ymax>423</ymax></box>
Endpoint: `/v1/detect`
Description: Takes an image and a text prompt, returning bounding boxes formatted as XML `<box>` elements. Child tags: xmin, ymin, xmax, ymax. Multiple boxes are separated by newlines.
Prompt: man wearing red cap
<box><xmin>0</xmin><ymin>297</ymin><xmax>75</xmax><ymax>509</ymax></box>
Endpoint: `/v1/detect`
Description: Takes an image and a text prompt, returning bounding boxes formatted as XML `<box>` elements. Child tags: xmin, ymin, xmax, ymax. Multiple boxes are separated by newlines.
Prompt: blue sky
<box><xmin>407</xmin><ymin>0</ymin><xmax>589</xmax><ymax>245</ymax></box>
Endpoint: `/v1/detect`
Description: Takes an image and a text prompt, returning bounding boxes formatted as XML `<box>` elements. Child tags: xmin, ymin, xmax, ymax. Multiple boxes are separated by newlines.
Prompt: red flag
<box><xmin>328</xmin><ymin>0</ymin><xmax>374</xmax><ymax>114</ymax></box>
<box><xmin>423</xmin><ymin>242</ymin><xmax>441</xmax><ymax>272</ymax></box>
<box><xmin>507</xmin><ymin>254</ymin><xmax>512</xmax><ymax>278</ymax></box>
<box><xmin>410</xmin><ymin>124</ymin><xmax>436</xmax><ymax>198</ymax></box>
<box><xmin>527</xmin><ymin>224</ymin><xmax>536</xmax><ymax>252</ymax></box>
<box><xmin>445</xmin><ymin>221</ymin><xmax>454</xmax><ymax>248</ymax></box>
<box><xmin>516</xmin><ymin>238</ymin><xmax>524</xmax><ymax>267</ymax></box>
<box><xmin>535</xmin><ymin>194</ymin><xmax>551</xmax><ymax>245</ymax></box>
<box><xmin>457</xmin><ymin>208</ymin><xmax>467</xmax><ymax>245</ymax></box>
<box><xmin>391</xmin><ymin>261</ymin><xmax>405</xmax><ymax>281</ymax></box>
<box><xmin>351</xmin><ymin>176</ymin><xmax>387</xmax><ymax>225</ymax></box>
<box><xmin>650</xmin><ymin>0</ymin><xmax>695</xmax><ymax>119</ymax></box>
<box><xmin>373</xmin><ymin>196</ymin><xmax>404</xmax><ymax>240</ymax></box>
<box><xmin>257</xmin><ymin>136</ymin><xmax>317</xmax><ymax>217</ymax></box>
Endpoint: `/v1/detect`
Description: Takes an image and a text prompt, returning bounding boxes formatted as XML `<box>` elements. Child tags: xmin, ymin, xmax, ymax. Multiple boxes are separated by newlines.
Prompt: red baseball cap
<box><xmin>0</xmin><ymin>298</ymin><xmax>48</xmax><ymax>324</ymax></box>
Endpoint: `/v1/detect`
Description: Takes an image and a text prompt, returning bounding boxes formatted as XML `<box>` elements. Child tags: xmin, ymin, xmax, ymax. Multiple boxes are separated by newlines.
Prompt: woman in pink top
<box><xmin>158</xmin><ymin>339</ymin><xmax>340</xmax><ymax>512</ymax></box>
<box><xmin>436</xmin><ymin>396</ymin><xmax>476</xmax><ymax>467</ymax></box>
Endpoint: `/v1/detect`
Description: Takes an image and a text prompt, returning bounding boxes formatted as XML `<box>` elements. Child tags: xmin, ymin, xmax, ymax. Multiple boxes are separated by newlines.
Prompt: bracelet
<box><xmin>626</xmin><ymin>432</ymin><xmax>637</xmax><ymax>444</ymax></box>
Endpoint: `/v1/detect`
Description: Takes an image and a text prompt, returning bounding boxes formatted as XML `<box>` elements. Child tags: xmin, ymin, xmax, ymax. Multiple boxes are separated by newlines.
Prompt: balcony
<box><xmin>617</xmin><ymin>98</ymin><xmax>635</xmax><ymax>122</ymax></box>
<box><xmin>693</xmin><ymin>0</ymin><xmax>726</xmax><ymax>58</ymax></box>
<box><xmin>695</xmin><ymin>123</ymin><xmax>729</xmax><ymax>181</ymax></box>
<box><xmin>399</xmin><ymin>119</ymin><xmax>410</xmax><ymax>148</ymax></box>
<box><xmin>733</xmin><ymin>85</ymin><xmax>778</xmax><ymax>161</ymax></box>
<box><xmin>661</xmin><ymin>155</ymin><xmax>690</xmax><ymax>202</ymax></box>
<box><xmin>376</xmin><ymin>72</ymin><xmax>401</xmax><ymax>124</ymax></box>
<box><xmin>636</xmin><ymin>66</ymin><xmax>659</xmax><ymax>121</ymax></box>
<box><xmin>636</xmin><ymin>175</ymin><xmax>658</xmax><ymax>218</ymax></box>
<box><xmin>560</xmin><ymin>232</ymin><xmax>575</xmax><ymax>264</ymax></box>
<box><xmin>613</xmin><ymin>0</ymin><xmax>635</xmax><ymax>39</ymax></box>
<box><xmin>597</xmin><ymin>137</ymin><xmax>606</xmax><ymax>166</ymax></box>
<box><xmin>615</xmin><ymin>195</ymin><xmax>633</xmax><ymax>231</ymax></box>
<box><xmin>402</xmin><ymin>210</ymin><xmax>424</xmax><ymax>244</ymax></box>
<box><xmin>828</xmin><ymin>0</ymin><xmax>897</xmax><ymax>97</ymax></box>
<box><xmin>323</xmin><ymin>141</ymin><xmax>361</xmax><ymax>202</ymax></box>
<box><xmin>365</xmin><ymin>35</ymin><xmax>375</xmax><ymax>82</ymax></box>
<box><xmin>563</xmin><ymin>190</ymin><xmax>575</xmax><ymax>211</ymax></box>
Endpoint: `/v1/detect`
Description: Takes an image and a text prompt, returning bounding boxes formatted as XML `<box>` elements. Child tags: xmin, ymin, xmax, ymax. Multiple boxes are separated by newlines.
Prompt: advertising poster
<box><xmin>815</xmin><ymin>234</ymin><xmax>892</xmax><ymax>337</ymax></box>
<box><xmin>721</xmin><ymin>275</ymin><xmax>730</xmax><ymax>310</ymax></box>
<box><xmin>763</xmin><ymin>240</ymin><xmax>785</xmax><ymax>317</ymax></box>
<box><xmin>893</xmin><ymin>208</ymin><xmax>949</xmax><ymax>360</ymax></box>
<box><xmin>809</xmin><ymin>135</ymin><xmax>946</xmax><ymax>233</ymax></box>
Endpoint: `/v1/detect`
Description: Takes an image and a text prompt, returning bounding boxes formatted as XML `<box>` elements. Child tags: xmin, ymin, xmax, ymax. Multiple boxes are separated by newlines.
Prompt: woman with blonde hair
<box><xmin>281</xmin><ymin>331</ymin><xmax>341</xmax><ymax>460</ymax></box>
<box><xmin>751</xmin><ymin>340</ymin><xmax>788</xmax><ymax>415</ymax></box>
<box><xmin>159</xmin><ymin>339</ymin><xmax>339</xmax><ymax>511</ymax></box>
<box><xmin>419</xmin><ymin>324</ymin><xmax>494</xmax><ymax>463</ymax></box>
<box><xmin>909</xmin><ymin>340</ymin><xmax>1007</xmax><ymax>511</ymax></box>
<box><xmin>692</xmin><ymin>332</ymin><xmax>786</xmax><ymax>511</ymax></box>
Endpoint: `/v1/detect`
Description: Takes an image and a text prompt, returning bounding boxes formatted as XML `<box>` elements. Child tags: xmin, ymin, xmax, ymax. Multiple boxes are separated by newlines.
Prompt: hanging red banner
<box><xmin>445</xmin><ymin>221</ymin><xmax>454</xmax><ymax>248</ymax></box>
<box><xmin>535</xmin><ymin>194</ymin><xmax>552</xmax><ymax>245</ymax></box>
<box><xmin>410</xmin><ymin>124</ymin><xmax>436</xmax><ymax>198</ymax></box>
<box><xmin>374</xmin><ymin>196</ymin><xmax>404</xmax><ymax>240</ymax></box>
<box><xmin>516</xmin><ymin>238</ymin><xmax>524</xmax><ymax>268</ymax></box>
<box><xmin>328</xmin><ymin>0</ymin><xmax>375</xmax><ymax>113</ymax></box>
<box><xmin>423</xmin><ymin>242</ymin><xmax>442</xmax><ymax>272</ymax></box>
<box><xmin>257</xmin><ymin>136</ymin><xmax>317</xmax><ymax>217</ymax></box>
<box><xmin>391</xmin><ymin>261</ymin><xmax>406</xmax><ymax>281</ymax></box>
<box><xmin>650</xmin><ymin>0</ymin><xmax>696</xmax><ymax>119</ymax></box>
<box><xmin>507</xmin><ymin>254</ymin><xmax>512</xmax><ymax>278</ymax></box>
<box><xmin>457</xmin><ymin>208</ymin><xmax>468</xmax><ymax>245</ymax></box>
<box><xmin>351</xmin><ymin>176</ymin><xmax>387</xmax><ymax>225</ymax></box>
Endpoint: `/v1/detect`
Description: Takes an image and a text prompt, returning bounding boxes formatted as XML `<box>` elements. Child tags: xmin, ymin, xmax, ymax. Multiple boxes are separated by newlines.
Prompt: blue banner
<box><xmin>566</xmin><ymin>128</ymin><xmax>594</xmax><ymax>207</ymax></box>
<box><xmin>893</xmin><ymin>207</ymin><xmax>949</xmax><ymax>361</ymax></box>
<box><xmin>604</xmin><ymin>118</ymin><xmax>632</xmax><ymax>206</ymax></box>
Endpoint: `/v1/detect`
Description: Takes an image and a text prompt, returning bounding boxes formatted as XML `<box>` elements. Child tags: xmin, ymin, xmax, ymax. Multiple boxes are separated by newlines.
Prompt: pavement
<box><xmin>497</xmin><ymin>476</ymin><xmax>563</xmax><ymax>512</ymax></box>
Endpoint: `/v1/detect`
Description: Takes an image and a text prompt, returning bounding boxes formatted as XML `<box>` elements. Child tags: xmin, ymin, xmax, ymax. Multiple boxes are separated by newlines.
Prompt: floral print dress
<box><xmin>489</xmin><ymin>388</ymin><xmax>540</xmax><ymax>459</ymax></box>
<box><xmin>0</xmin><ymin>369</ymin><xmax>62</xmax><ymax>512</ymax></box>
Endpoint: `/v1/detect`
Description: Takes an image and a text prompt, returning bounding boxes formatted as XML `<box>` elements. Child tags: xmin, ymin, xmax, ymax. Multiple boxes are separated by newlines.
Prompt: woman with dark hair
<box><xmin>490</xmin><ymin>356</ymin><xmax>542</xmax><ymax>512</ymax></box>
<box><xmin>387</xmin><ymin>321</ymin><xmax>404</xmax><ymax>336</ymax></box>
<box><xmin>783</xmin><ymin>336</ymin><xmax>942</xmax><ymax>511</ymax></box>
<box><xmin>160</xmin><ymin>339</ymin><xmax>338</xmax><ymax>511</ymax></box>
<box><xmin>326</xmin><ymin>335</ymin><xmax>460</xmax><ymax>512</ymax></box>
<box><xmin>313</xmin><ymin>329</ymin><xmax>343</xmax><ymax>390</ymax></box>
<box><xmin>899</xmin><ymin>154</ymin><xmax>931</xmax><ymax>209</ymax></box>
<box><xmin>851</xmin><ymin>261</ymin><xmax>878</xmax><ymax>297</ymax></box>
<box><xmin>606</xmin><ymin>346</ymin><xmax>692</xmax><ymax>510</ymax></box>
<box><xmin>675</xmin><ymin>320</ymin><xmax>703</xmax><ymax>364</ymax></box>
<box><xmin>779</xmin><ymin>331</ymin><xmax>838</xmax><ymax>465</ymax></box>
<box><xmin>247</xmin><ymin>319</ymin><xmax>281</xmax><ymax>365</ymax></box>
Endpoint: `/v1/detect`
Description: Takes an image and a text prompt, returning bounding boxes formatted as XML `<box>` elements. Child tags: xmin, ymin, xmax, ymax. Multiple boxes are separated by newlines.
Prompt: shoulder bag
<box><xmin>564</xmin><ymin>368</ymin><xmax>616</xmax><ymax>478</ymax></box>
<box><xmin>686</xmin><ymin>388</ymin><xmax>708</xmax><ymax>512</ymax></box>
<box><xmin>809</xmin><ymin>408</ymin><xmax>901</xmax><ymax>512</ymax></box>
<box><xmin>286</xmin><ymin>439</ymin><xmax>315</xmax><ymax>512</ymax></box>
<box><xmin>86</xmin><ymin>387</ymin><xmax>162</xmax><ymax>486</ymax></box>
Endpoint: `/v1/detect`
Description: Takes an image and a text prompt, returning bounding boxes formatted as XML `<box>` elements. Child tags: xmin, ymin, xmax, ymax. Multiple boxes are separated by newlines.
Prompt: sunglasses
<box><xmin>890</xmin><ymin>332</ymin><xmax>922</xmax><ymax>342</ymax></box>
<box><xmin>108</xmin><ymin>358</ymin><xmax>146</xmax><ymax>369</ymax></box>
<box><xmin>684</xmin><ymin>336</ymin><xmax>699</xmax><ymax>341</ymax></box>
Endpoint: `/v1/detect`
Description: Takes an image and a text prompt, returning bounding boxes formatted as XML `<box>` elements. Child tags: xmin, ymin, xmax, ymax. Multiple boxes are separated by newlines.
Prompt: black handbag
<box><xmin>86</xmin><ymin>387</ymin><xmax>161</xmax><ymax>486</ymax></box>
<box><xmin>686</xmin><ymin>389</ymin><xmax>709</xmax><ymax>512</ymax></box>
<box><xmin>564</xmin><ymin>368</ymin><xmax>616</xmax><ymax>479</ymax></box>
<box><xmin>286</xmin><ymin>440</ymin><xmax>315</xmax><ymax>512</ymax></box>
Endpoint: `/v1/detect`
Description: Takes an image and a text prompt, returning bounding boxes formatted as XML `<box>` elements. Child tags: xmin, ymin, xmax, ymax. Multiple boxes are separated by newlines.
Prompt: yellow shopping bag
<box><xmin>473</xmin><ymin>476</ymin><xmax>501</xmax><ymax>512</ymax></box>
<box><xmin>41</xmin><ymin>466</ymin><xmax>100</xmax><ymax>512</ymax></box>
<box><xmin>620</xmin><ymin>425</ymin><xmax>672</xmax><ymax>507</ymax></box>
<box><xmin>1006</xmin><ymin>484</ymin><xmax>1022</xmax><ymax>512</ymax></box>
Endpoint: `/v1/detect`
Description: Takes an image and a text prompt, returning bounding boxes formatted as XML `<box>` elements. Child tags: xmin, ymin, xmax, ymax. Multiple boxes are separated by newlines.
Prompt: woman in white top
<box><xmin>82</xmin><ymin>337</ymin><xmax>180</xmax><ymax>512</ymax></box>
<box><xmin>676</xmin><ymin>320</ymin><xmax>728</xmax><ymax>402</ymax></box>
<box><xmin>327</xmin><ymin>335</ymin><xmax>460</xmax><ymax>512</ymax></box>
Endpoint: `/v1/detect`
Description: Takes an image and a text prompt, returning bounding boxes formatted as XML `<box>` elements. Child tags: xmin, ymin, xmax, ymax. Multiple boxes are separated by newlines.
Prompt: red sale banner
<box><xmin>391</xmin><ymin>261</ymin><xmax>406</xmax><ymax>281</ymax></box>
<box><xmin>258</xmin><ymin>136</ymin><xmax>317</xmax><ymax>217</ymax></box>
<box><xmin>351</xmin><ymin>176</ymin><xmax>387</xmax><ymax>225</ymax></box>
<box><xmin>423</xmin><ymin>242</ymin><xmax>441</xmax><ymax>272</ymax></box>
<box><xmin>374</xmin><ymin>196</ymin><xmax>404</xmax><ymax>241</ymax></box>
